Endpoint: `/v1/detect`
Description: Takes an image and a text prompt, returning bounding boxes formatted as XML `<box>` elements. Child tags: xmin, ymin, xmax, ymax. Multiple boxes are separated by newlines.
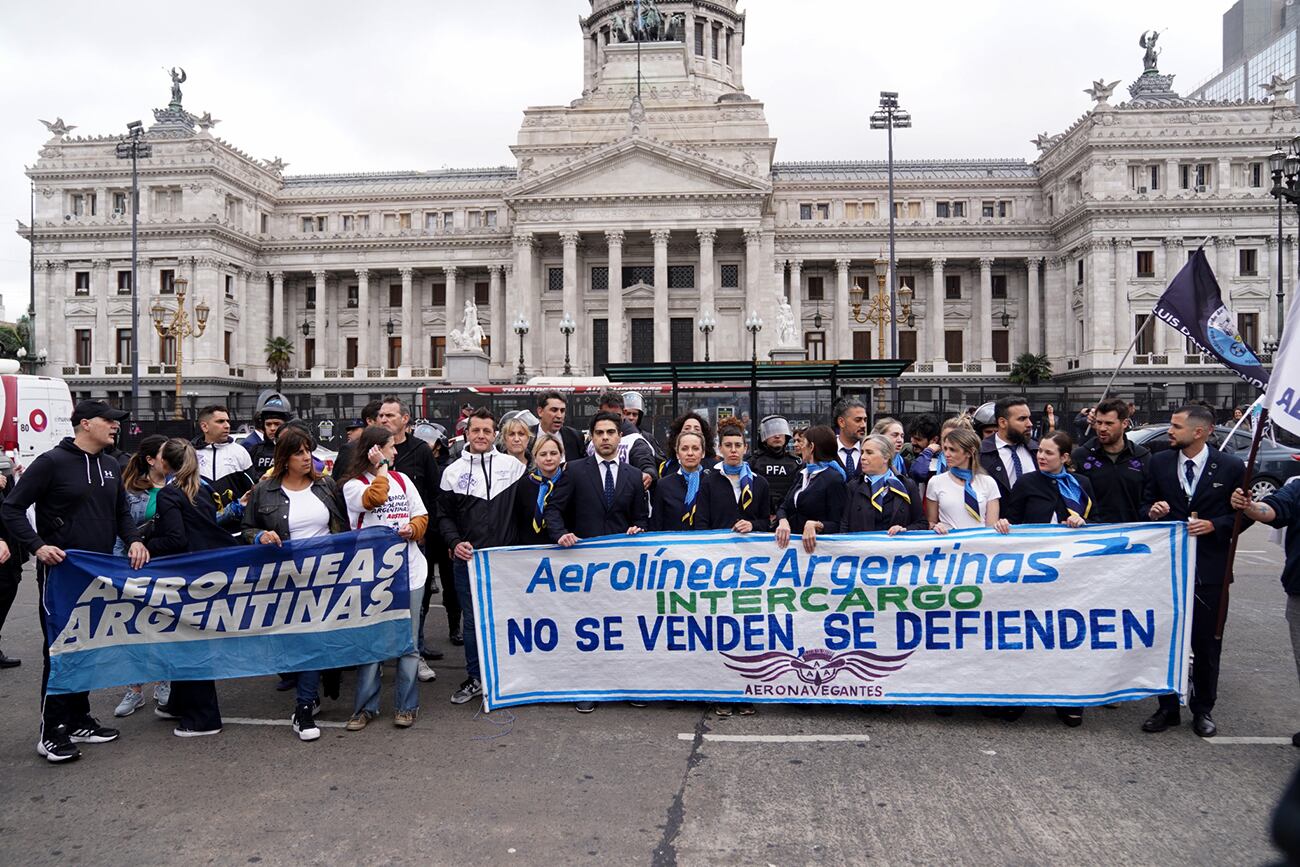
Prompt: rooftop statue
<box><xmin>1260</xmin><ymin>73</ymin><xmax>1298</xmax><ymax>102</ymax></box>
<box><xmin>168</xmin><ymin>67</ymin><xmax>187</xmax><ymax>110</ymax></box>
<box><xmin>1084</xmin><ymin>78</ymin><xmax>1121</xmax><ymax>104</ymax></box>
<box><xmin>1139</xmin><ymin>31</ymin><xmax>1162</xmax><ymax>73</ymax></box>
<box><xmin>610</xmin><ymin>0</ymin><xmax>685</xmax><ymax>43</ymax></box>
<box><xmin>38</xmin><ymin>117</ymin><xmax>76</xmax><ymax>138</ymax></box>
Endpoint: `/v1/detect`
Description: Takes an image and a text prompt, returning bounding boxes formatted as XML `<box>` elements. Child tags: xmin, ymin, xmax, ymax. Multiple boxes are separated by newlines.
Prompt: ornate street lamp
<box><xmin>150</xmin><ymin>276</ymin><xmax>208</xmax><ymax>420</ymax></box>
<box><xmin>870</xmin><ymin>90</ymin><xmax>911</xmax><ymax>362</ymax></box>
<box><xmin>698</xmin><ymin>308</ymin><xmax>716</xmax><ymax>362</ymax></box>
<box><xmin>559</xmin><ymin>311</ymin><xmax>576</xmax><ymax>376</ymax></box>
<box><xmin>115</xmin><ymin>119</ymin><xmax>151</xmax><ymax>415</ymax></box>
<box><xmin>745</xmin><ymin>309</ymin><xmax>763</xmax><ymax>363</ymax></box>
<box><xmin>513</xmin><ymin>314</ymin><xmax>530</xmax><ymax>383</ymax></box>
<box><xmin>1266</xmin><ymin>144</ymin><xmax>1289</xmax><ymax>353</ymax></box>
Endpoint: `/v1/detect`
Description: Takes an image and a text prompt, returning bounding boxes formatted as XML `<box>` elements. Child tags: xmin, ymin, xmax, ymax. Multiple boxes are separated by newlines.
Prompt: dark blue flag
<box><xmin>1153</xmin><ymin>247</ymin><xmax>1269</xmax><ymax>389</ymax></box>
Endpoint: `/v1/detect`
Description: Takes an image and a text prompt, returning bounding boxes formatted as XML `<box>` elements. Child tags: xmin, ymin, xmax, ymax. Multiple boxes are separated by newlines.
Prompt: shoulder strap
<box><xmin>389</xmin><ymin>471</ymin><xmax>408</xmax><ymax>494</ymax></box>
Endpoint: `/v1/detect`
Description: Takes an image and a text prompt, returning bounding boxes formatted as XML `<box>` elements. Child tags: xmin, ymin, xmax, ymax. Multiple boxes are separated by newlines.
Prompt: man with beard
<box><xmin>1070</xmin><ymin>398</ymin><xmax>1150</xmax><ymax>523</ymax></box>
<box><xmin>978</xmin><ymin>397</ymin><xmax>1038</xmax><ymax>499</ymax></box>
<box><xmin>832</xmin><ymin>397</ymin><xmax>869</xmax><ymax>482</ymax></box>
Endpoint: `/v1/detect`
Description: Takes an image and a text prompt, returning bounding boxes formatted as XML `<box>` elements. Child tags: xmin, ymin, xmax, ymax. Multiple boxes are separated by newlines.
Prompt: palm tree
<box><xmin>1008</xmin><ymin>352</ymin><xmax>1053</xmax><ymax>386</ymax></box>
<box><xmin>265</xmin><ymin>336</ymin><xmax>294</xmax><ymax>392</ymax></box>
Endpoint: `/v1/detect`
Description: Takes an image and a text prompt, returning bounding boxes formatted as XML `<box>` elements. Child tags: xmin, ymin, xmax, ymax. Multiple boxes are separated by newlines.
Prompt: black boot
<box><xmin>0</xmin><ymin>641</ymin><xmax>19</xmax><ymax>668</ymax></box>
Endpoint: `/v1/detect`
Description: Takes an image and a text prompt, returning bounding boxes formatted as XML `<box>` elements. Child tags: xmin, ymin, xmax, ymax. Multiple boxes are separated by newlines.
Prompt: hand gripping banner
<box><xmin>470</xmin><ymin>523</ymin><xmax>1194</xmax><ymax>710</ymax></box>
<box><xmin>43</xmin><ymin>527</ymin><xmax>412</xmax><ymax>695</ymax></box>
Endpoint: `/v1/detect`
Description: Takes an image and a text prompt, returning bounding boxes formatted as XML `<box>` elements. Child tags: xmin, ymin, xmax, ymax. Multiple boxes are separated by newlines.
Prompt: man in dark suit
<box><xmin>978</xmin><ymin>396</ymin><xmax>1038</xmax><ymax>498</ymax></box>
<box><xmin>546</xmin><ymin>411</ymin><xmax>649</xmax><ymax>543</ymax></box>
<box><xmin>534</xmin><ymin>390</ymin><xmax>586</xmax><ymax>463</ymax></box>
<box><xmin>1140</xmin><ymin>404</ymin><xmax>1247</xmax><ymax>738</ymax></box>
<box><xmin>832</xmin><ymin>397</ymin><xmax>868</xmax><ymax>481</ymax></box>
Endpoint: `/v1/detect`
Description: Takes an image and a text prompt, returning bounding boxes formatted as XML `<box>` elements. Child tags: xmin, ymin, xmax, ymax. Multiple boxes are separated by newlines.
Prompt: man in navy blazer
<box><xmin>978</xmin><ymin>396</ymin><xmax>1039</xmax><ymax>499</ymax></box>
<box><xmin>545</xmin><ymin>411</ymin><xmax>649</xmax><ymax>543</ymax></box>
<box><xmin>1140</xmin><ymin>404</ymin><xmax>1247</xmax><ymax>738</ymax></box>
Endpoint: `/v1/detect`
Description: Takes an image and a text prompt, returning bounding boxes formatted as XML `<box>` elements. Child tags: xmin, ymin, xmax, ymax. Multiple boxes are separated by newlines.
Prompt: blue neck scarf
<box><xmin>891</xmin><ymin>453</ymin><xmax>906</xmax><ymax>475</ymax></box>
<box><xmin>806</xmin><ymin>460</ymin><xmax>848</xmax><ymax>482</ymax></box>
<box><xmin>681</xmin><ymin>468</ymin><xmax>702</xmax><ymax>527</ymax></box>
<box><xmin>528</xmin><ymin>466</ymin><xmax>563</xmax><ymax>533</ymax></box>
<box><xmin>1042</xmin><ymin>469</ymin><xmax>1090</xmax><ymax>521</ymax></box>
<box><xmin>867</xmin><ymin>470</ymin><xmax>911</xmax><ymax>513</ymax></box>
<box><xmin>949</xmin><ymin>467</ymin><xmax>982</xmax><ymax>521</ymax></box>
<box><xmin>721</xmin><ymin>461</ymin><xmax>754</xmax><ymax>510</ymax></box>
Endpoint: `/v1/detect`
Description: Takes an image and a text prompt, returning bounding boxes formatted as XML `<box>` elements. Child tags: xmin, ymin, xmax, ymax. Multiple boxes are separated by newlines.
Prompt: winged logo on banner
<box><xmin>722</xmin><ymin>646</ymin><xmax>913</xmax><ymax>687</ymax></box>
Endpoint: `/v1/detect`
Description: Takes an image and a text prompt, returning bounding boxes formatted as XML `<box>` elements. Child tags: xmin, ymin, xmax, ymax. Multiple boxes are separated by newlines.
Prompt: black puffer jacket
<box><xmin>749</xmin><ymin>441</ymin><xmax>802</xmax><ymax>516</ymax></box>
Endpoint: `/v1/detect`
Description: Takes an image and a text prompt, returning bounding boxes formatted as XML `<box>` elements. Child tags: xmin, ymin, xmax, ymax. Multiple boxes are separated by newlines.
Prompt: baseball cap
<box><xmin>71</xmin><ymin>400</ymin><xmax>130</xmax><ymax>425</ymax></box>
<box><xmin>345</xmin><ymin>418</ymin><xmax>366</xmax><ymax>431</ymax></box>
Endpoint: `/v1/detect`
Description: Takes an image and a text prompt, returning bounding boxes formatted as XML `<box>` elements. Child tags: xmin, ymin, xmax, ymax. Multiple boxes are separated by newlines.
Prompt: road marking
<box><xmin>1203</xmin><ymin>736</ymin><xmax>1294</xmax><ymax>745</ymax></box>
<box><xmin>677</xmin><ymin>733</ymin><xmax>870</xmax><ymax>743</ymax></box>
<box><xmin>222</xmin><ymin>716</ymin><xmax>348</xmax><ymax>729</ymax></box>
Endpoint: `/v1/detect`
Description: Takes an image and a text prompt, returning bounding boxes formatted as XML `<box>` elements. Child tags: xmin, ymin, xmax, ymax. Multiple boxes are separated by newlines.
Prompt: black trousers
<box><xmin>168</xmin><ymin>680</ymin><xmax>222</xmax><ymax>732</ymax></box>
<box><xmin>0</xmin><ymin>559</ymin><xmax>19</xmax><ymax>637</ymax></box>
<box><xmin>1159</xmin><ymin>584</ymin><xmax>1227</xmax><ymax>716</ymax></box>
<box><xmin>36</xmin><ymin>565</ymin><xmax>91</xmax><ymax>733</ymax></box>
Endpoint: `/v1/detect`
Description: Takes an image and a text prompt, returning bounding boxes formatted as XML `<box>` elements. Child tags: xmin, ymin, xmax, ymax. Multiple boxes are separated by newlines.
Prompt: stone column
<box><xmin>444</xmin><ymin>266</ymin><xmax>460</xmax><ymax>357</ymax></box>
<box><xmin>1088</xmin><ymin>241</ymin><xmax>1114</xmax><ymax>361</ymax></box>
<box><xmin>355</xmin><ymin>269</ymin><xmax>370</xmax><ymax>373</ymax></box>
<box><xmin>271</xmin><ymin>271</ymin><xmax>286</xmax><ymax>340</ymax></box>
<box><xmin>835</xmin><ymin>258</ymin><xmax>851</xmax><ymax>360</ymax></box>
<box><xmin>513</xmin><ymin>233</ymin><xmax>536</xmax><ymax>373</ymax></box>
<box><xmin>1161</xmin><ymin>238</ymin><xmax>1184</xmax><ymax>356</ymax></box>
<box><xmin>92</xmin><ymin>259</ymin><xmax>109</xmax><ymax>367</ymax></box>
<box><xmin>696</xmin><ymin>229</ymin><xmax>715</xmax><ymax>359</ymax></box>
<box><xmin>734</xmin><ymin>21</ymin><xmax>744</xmax><ymax>88</ymax></box>
<box><xmin>744</xmin><ymin>228</ymin><xmax>763</xmax><ymax>326</ymax></box>
<box><xmin>929</xmin><ymin>258</ymin><xmax>946</xmax><ymax>365</ymax></box>
<box><xmin>311</xmin><ymin>269</ymin><xmax>327</xmax><ymax>372</ymax></box>
<box><xmin>788</xmin><ymin>258</ymin><xmax>803</xmax><ymax>346</ymax></box>
<box><xmin>606</xmin><ymin>230</ymin><xmax>624</xmax><ymax>365</ymax></box>
<box><xmin>1113</xmin><ymin>240</ymin><xmax>1131</xmax><ymax>348</ymax></box>
<box><xmin>50</xmin><ymin>262</ymin><xmax>67</xmax><ymax>367</ymax></box>
<box><xmin>1045</xmin><ymin>257</ymin><xmax>1066</xmax><ymax>369</ymax></box>
<box><xmin>978</xmin><ymin>257</ymin><xmax>994</xmax><ymax>363</ymax></box>
<box><xmin>1265</xmin><ymin>237</ymin><xmax>1278</xmax><ymax>342</ymax></box>
<box><xmin>1025</xmin><ymin>257</ymin><xmax>1042</xmax><ymax>356</ymax></box>
<box><xmin>652</xmin><ymin>229</ymin><xmax>671</xmax><ymax>362</ymax></box>
<box><xmin>400</xmin><ymin>267</ymin><xmax>415</xmax><ymax>369</ymax></box>
<box><xmin>489</xmin><ymin>265</ymin><xmax>505</xmax><ymax>365</ymax></box>
<box><xmin>560</xmin><ymin>230</ymin><xmax>582</xmax><ymax>370</ymax></box>
<box><xmin>1215</xmin><ymin>236</ymin><xmax>1235</xmax><ymax>286</ymax></box>
<box><xmin>1164</xmin><ymin>159</ymin><xmax>1179</xmax><ymax>198</ymax></box>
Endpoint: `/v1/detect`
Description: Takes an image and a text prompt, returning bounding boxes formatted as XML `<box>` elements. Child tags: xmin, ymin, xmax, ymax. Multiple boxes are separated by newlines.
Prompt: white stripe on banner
<box><xmin>470</xmin><ymin>523</ymin><xmax>1195</xmax><ymax>711</ymax></box>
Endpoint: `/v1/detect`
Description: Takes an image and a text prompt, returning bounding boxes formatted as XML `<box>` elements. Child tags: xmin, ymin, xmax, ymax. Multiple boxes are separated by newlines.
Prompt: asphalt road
<box><xmin>0</xmin><ymin>525</ymin><xmax>1297</xmax><ymax>866</ymax></box>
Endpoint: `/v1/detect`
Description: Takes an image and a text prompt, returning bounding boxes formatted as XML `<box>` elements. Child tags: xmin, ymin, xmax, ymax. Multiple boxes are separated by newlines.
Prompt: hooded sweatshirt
<box><xmin>0</xmin><ymin>437</ymin><xmax>140</xmax><ymax>555</ymax></box>
<box><xmin>192</xmin><ymin>434</ymin><xmax>254</xmax><ymax>483</ymax></box>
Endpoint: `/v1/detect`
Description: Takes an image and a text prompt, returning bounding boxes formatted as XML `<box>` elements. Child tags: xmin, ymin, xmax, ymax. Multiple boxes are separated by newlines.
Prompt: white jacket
<box><xmin>194</xmin><ymin>437</ymin><xmax>253</xmax><ymax>482</ymax></box>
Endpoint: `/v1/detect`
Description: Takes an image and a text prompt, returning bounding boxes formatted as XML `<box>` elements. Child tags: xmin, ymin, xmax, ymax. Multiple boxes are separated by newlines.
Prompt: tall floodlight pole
<box><xmin>27</xmin><ymin>181</ymin><xmax>35</xmax><ymax>368</ymax></box>
<box><xmin>116</xmin><ymin>121</ymin><xmax>151</xmax><ymax>415</ymax></box>
<box><xmin>870</xmin><ymin>92</ymin><xmax>911</xmax><ymax>364</ymax></box>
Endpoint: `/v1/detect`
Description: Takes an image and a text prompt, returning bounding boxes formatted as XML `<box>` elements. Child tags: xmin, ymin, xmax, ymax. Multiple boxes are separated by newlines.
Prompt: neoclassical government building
<box><xmin>21</xmin><ymin>0</ymin><xmax>1300</xmax><ymax>412</ymax></box>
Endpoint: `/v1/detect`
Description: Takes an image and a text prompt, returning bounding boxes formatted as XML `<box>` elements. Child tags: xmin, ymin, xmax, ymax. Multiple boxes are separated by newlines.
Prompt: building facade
<box><xmin>20</xmin><ymin>0</ymin><xmax>1300</xmax><ymax>415</ymax></box>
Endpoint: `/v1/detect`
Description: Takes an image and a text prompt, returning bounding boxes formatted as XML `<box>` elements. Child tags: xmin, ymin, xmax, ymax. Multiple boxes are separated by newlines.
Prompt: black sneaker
<box><xmin>67</xmin><ymin>717</ymin><xmax>120</xmax><ymax>744</ymax></box>
<box><xmin>449</xmin><ymin>629</ymin><xmax>465</xmax><ymax>647</ymax></box>
<box><xmin>292</xmin><ymin>702</ymin><xmax>321</xmax><ymax>741</ymax></box>
<box><xmin>420</xmin><ymin>646</ymin><xmax>445</xmax><ymax>661</ymax></box>
<box><xmin>154</xmin><ymin>704</ymin><xmax>181</xmax><ymax>721</ymax></box>
<box><xmin>37</xmin><ymin>724</ymin><xmax>81</xmax><ymax>763</ymax></box>
<box><xmin>0</xmin><ymin>645</ymin><xmax>19</xmax><ymax>668</ymax></box>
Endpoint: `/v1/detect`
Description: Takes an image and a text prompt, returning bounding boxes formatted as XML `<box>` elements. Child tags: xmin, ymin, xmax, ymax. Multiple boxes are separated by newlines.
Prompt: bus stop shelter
<box><xmin>602</xmin><ymin>359</ymin><xmax>912</xmax><ymax>444</ymax></box>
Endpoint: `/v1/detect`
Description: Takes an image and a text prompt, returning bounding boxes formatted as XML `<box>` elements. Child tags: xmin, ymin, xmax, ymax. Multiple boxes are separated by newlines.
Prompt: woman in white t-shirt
<box><xmin>924</xmin><ymin>427</ymin><xmax>1010</xmax><ymax>535</ymax></box>
<box><xmin>338</xmin><ymin>426</ymin><xmax>429</xmax><ymax>731</ymax></box>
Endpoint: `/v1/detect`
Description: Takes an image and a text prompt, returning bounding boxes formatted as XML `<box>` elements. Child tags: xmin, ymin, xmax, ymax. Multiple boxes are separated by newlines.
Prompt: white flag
<box><xmin>1262</xmin><ymin>286</ymin><xmax>1300</xmax><ymax>438</ymax></box>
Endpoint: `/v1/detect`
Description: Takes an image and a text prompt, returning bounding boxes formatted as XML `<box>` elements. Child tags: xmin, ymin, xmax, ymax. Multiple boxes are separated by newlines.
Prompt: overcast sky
<box><xmin>0</xmin><ymin>0</ymin><xmax>1233</xmax><ymax>319</ymax></box>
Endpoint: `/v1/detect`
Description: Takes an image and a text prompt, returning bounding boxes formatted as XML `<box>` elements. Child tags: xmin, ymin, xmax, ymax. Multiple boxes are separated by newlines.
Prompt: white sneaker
<box><xmin>153</xmin><ymin>682</ymin><xmax>171</xmax><ymax>705</ymax></box>
<box><xmin>114</xmin><ymin>688</ymin><xmax>146</xmax><ymax>718</ymax></box>
<box><xmin>417</xmin><ymin>659</ymin><xmax>437</xmax><ymax>682</ymax></box>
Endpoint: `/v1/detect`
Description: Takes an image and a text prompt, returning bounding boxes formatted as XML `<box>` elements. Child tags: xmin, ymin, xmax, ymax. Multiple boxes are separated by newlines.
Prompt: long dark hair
<box><xmin>123</xmin><ymin>434</ymin><xmax>169</xmax><ymax>493</ymax></box>
<box><xmin>668</xmin><ymin>412</ymin><xmax>716</xmax><ymax>460</ymax></box>
<box><xmin>270</xmin><ymin>427</ymin><xmax>319</xmax><ymax>481</ymax></box>
<box><xmin>335</xmin><ymin>426</ymin><xmax>393</xmax><ymax>488</ymax></box>
<box><xmin>804</xmin><ymin>425</ymin><xmax>839</xmax><ymax>464</ymax></box>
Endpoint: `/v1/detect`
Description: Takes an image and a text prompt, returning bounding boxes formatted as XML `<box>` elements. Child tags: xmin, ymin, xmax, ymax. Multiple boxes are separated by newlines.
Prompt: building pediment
<box><xmin>506</xmin><ymin>136</ymin><xmax>771</xmax><ymax>204</ymax></box>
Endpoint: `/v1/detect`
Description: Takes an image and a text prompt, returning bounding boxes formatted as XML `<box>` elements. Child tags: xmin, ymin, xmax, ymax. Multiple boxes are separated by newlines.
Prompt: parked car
<box><xmin>1125</xmin><ymin>423</ymin><xmax>1300</xmax><ymax>498</ymax></box>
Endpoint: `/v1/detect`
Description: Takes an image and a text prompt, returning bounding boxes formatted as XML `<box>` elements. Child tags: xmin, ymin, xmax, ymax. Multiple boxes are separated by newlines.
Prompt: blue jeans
<box><xmin>453</xmin><ymin>560</ymin><xmax>478</xmax><ymax>681</ymax></box>
<box><xmin>353</xmin><ymin>583</ymin><xmax>422</xmax><ymax>715</ymax></box>
<box><xmin>296</xmin><ymin>670</ymin><xmax>321</xmax><ymax>706</ymax></box>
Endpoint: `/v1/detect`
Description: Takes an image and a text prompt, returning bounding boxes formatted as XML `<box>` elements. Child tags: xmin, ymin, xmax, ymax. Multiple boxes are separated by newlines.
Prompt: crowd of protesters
<box><xmin>0</xmin><ymin>386</ymin><xmax>1296</xmax><ymax>766</ymax></box>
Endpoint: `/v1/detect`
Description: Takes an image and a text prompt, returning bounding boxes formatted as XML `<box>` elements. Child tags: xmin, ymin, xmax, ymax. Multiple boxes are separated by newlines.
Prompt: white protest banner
<box><xmin>469</xmin><ymin>523</ymin><xmax>1193</xmax><ymax>710</ymax></box>
<box><xmin>1263</xmin><ymin>285</ymin><xmax>1300</xmax><ymax>437</ymax></box>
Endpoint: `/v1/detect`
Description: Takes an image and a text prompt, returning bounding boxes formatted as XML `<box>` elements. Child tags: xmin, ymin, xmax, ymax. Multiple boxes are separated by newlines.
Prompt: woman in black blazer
<box><xmin>775</xmin><ymin>425</ymin><xmax>847</xmax><ymax>553</ymax></box>
<box><xmin>842</xmin><ymin>434</ymin><xmax>927</xmax><ymax>534</ymax></box>
<box><xmin>148</xmin><ymin>438</ymin><xmax>244</xmax><ymax>739</ymax></box>
<box><xmin>1004</xmin><ymin>431</ymin><xmax>1095</xmax><ymax>528</ymax></box>
<box><xmin>516</xmin><ymin>432</ymin><xmax>568</xmax><ymax>545</ymax></box>
<box><xmin>1002</xmin><ymin>430</ymin><xmax>1092</xmax><ymax>729</ymax></box>
<box><xmin>707</xmin><ymin>418</ymin><xmax>770</xmax><ymax>533</ymax></box>
<box><xmin>651</xmin><ymin>431</ymin><xmax>715</xmax><ymax>531</ymax></box>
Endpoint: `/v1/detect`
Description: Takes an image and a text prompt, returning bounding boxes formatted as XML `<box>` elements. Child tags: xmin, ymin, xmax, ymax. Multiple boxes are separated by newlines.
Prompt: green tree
<box><xmin>265</xmin><ymin>336</ymin><xmax>295</xmax><ymax>392</ymax></box>
<box><xmin>0</xmin><ymin>325</ymin><xmax>23</xmax><ymax>359</ymax></box>
<box><xmin>1008</xmin><ymin>352</ymin><xmax>1053</xmax><ymax>386</ymax></box>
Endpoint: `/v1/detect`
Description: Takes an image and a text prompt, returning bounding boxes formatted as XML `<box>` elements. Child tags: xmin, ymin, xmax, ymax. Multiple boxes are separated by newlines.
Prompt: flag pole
<box><xmin>1216</xmin><ymin>406</ymin><xmax>1269</xmax><ymax>639</ymax></box>
<box><xmin>1095</xmin><ymin>315</ymin><xmax>1156</xmax><ymax>408</ymax></box>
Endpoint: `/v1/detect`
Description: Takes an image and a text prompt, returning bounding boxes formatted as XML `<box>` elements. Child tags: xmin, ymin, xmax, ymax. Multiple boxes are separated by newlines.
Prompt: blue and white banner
<box><xmin>44</xmin><ymin>527</ymin><xmax>413</xmax><ymax>695</ymax></box>
<box><xmin>471</xmin><ymin>523</ymin><xmax>1194</xmax><ymax>710</ymax></box>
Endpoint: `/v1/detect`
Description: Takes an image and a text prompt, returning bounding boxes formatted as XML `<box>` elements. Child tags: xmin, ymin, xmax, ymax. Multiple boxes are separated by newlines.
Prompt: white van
<box><xmin>0</xmin><ymin>363</ymin><xmax>75</xmax><ymax>463</ymax></box>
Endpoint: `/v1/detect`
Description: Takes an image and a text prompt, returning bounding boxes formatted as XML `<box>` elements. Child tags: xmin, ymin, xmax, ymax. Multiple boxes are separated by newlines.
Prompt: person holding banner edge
<box><xmin>925</xmin><ymin>428</ymin><xmax>1010</xmax><ymax>536</ymax></box>
<box><xmin>241</xmin><ymin>426</ymin><xmax>350</xmax><ymax>742</ymax></box>
<box><xmin>516</xmin><ymin>433</ymin><xmax>569</xmax><ymax>546</ymax></box>
<box><xmin>775</xmin><ymin>425</ymin><xmax>847</xmax><ymax>553</ymax></box>
<box><xmin>0</xmin><ymin>399</ymin><xmax>148</xmax><ymax>764</ymax></box>
<box><xmin>841</xmin><ymin>434</ymin><xmax>926</xmax><ymax>535</ymax></box>
<box><xmin>437</xmin><ymin>408</ymin><xmax>529</xmax><ymax>707</ymax></box>
<box><xmin>338</xmin><ymin>425</ymin><xmax>430</xmax><ymax>730</ymax></box>
<box><xmin>650</xmin><ymin>431</ymin><xmax>716</xmax><ymax>531</ymax></box>
<box><xmin>708</xmin><ymin>418</ymin><xmax>771</xmax><ymax>536</ymax></box>
<box><xmin>1141</xmin><ymin>405</ymin><xmax>1248</xmax><ymax>738</ymax></box>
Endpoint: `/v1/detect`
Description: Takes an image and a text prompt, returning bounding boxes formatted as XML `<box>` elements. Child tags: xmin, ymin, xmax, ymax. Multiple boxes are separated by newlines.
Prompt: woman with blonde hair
<box><xmin>924</xmin><ymin>427</ymin><xmax>1009</xmax><ymax>534</ymax></box>
<box><xmin>516</xmin><ymin>432</ymin><xmax>567</xmax><ymax>545</ymax></box>
<box><xmin>871</xmin><ymin>417</ymin><xmax>908</xmax><ymax>476</ymax></box>
<box><xmin>498</xmin><ymin>416</ymin><xmax>533</xmax><ymax>466</ymax></box>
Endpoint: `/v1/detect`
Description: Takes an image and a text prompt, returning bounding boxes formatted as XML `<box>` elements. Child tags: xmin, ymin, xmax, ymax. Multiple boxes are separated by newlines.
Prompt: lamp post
<box><xmin>559</xmin><ymin>311</ymin><xmax>576</xmax><ymax>376</ymax></box>
<box><xmin>115</xmin><ymin>120</ymin><xmax>151</xmax><ymax>416</ymax></box>
<box><xmin>698</xmin><ymin>308</ymin><xmax>716</xmax><ymax>362</ymax></box>
<box><xmin>1267</xmin><ymin>144</ymin><xmax>1289</xmax><ymax>353</ymax></box>
<box><xmin>513</xmin><ymin>314</ymin><xmax>530</xmax><ymax>383</ymax></box>
<box><xmin>150</xmin><ymin>276</ymin><xmax>208</xmax><ymax>420</ymax></box>
<box><xmin>745</xmin><ymin>309</ymin><xmax>763</xmax><ymax>447</ymax></box>
<box><xmin>745</xmin><ymin>309</ymin><xmax>763</xmax><ymax>362</ymax></box>
<box><xmin>1269</xmin><ymin>134</ymin><xmax>1300</xmax><ymax>350</ymax></box>
<box><xmin>852</xmin><ymin>256</ymin><xmax>913</xmax><ymax>413</ymax></box>
<box><xmin>870</xmin><ymin>91</ymin><xmax>911</xmax><ymax>362</ymax></box>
